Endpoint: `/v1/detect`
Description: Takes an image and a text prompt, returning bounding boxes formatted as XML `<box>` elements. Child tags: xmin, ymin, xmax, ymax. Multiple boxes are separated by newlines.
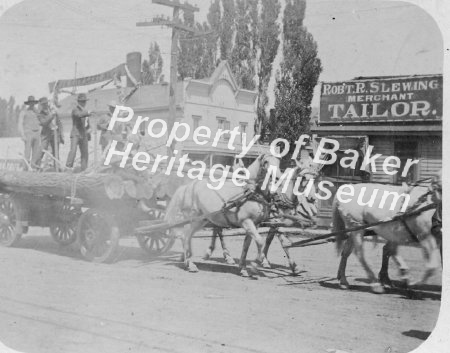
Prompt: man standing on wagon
<box><xmin>96</xmin><ymin>100</ymin><xmax>120</xmax><ymax>152</ymax></box>
<box><xmin>17</xmin><ymin>95</ymin><xmax>41</xmax><ymax>167</ymax></box>
<box><xmin>66</xmin><ymin>93</ymin><xmax>91</xmax><ymax>172</ymax></box>
<box><xmin>37</xmin><ymin>97</ymin><xmax>64</xmax><ymax>164</ymax></box>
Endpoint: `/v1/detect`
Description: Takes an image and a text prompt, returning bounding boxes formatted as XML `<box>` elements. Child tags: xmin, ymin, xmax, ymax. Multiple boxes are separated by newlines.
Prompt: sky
<box><xmin>0</xmin><ymin>0</ymin><xmax>443</xmax><ymax>107</ymax></box>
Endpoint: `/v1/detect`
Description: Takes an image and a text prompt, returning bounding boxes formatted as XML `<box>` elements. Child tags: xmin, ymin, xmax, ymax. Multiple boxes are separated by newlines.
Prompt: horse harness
<box><xmin>397</xmin><ymin>182</ymin><xmax>441</xmax><ymax>243</ymax></box>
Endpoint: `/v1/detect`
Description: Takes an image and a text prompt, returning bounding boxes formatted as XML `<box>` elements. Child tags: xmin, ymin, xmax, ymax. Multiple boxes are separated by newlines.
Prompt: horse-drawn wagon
<box><xmin>0</xmin><ymin>167</ymin><xmax>179</xmax><ymax>263</ymax></box>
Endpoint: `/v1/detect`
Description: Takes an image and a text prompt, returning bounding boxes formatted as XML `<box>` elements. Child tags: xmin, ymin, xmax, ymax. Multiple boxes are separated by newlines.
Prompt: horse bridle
<box><xmin>274</xmin><ymin>168</ymin><xmax>317</xmax><ymax>210</ymax></box>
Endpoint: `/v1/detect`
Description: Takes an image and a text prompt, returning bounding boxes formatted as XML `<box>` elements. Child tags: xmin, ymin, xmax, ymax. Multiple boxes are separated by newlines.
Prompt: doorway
<box><xmin>394</xmin><ymin>139</ymin><xmax>418</xmax><ymax>184</ymax></box>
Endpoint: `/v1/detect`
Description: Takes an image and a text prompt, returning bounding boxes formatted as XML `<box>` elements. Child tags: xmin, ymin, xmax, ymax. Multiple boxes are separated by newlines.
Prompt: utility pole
<box><xmin>137</xmin><ymin>0</ymin><xmax>211</xmax><ymax>157</ymax></box>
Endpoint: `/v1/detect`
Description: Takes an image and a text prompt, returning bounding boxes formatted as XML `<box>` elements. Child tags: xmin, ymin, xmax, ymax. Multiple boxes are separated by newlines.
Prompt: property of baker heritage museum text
<box><xmin>104</xmin><ymin>104</ymin><xmax>422</xmax><ymax>213</ymax></box>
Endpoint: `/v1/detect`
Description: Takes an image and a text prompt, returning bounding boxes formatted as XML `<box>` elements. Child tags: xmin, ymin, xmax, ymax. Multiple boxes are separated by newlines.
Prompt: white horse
<box><xmin>164</xmin><ymin>154</ymin><xmax>281</xmax><ymax>274</ymax></box>
<box><xmin>333</xmin><ymin>173</ymin><xmax>442</xmax><ymax>293</ymax></box>
<box><xmin>378</xmin><ymin>171</ymin><xmax>443</xmax><ymax>287</ymax></box>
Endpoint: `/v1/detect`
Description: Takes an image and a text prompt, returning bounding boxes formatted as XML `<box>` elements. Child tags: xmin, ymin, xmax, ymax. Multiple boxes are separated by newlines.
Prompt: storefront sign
<box><xmin>319</xmin><ymin>75</ymin><xmax>442</xmax><ymax>123</ymax></box>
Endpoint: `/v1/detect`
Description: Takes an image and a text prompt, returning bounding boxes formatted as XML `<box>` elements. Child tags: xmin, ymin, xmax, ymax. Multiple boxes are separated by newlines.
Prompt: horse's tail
<box><xmin>332</xmin><ymin>196</ymin><xmax>346</xmax><ymax>254</ymax></box>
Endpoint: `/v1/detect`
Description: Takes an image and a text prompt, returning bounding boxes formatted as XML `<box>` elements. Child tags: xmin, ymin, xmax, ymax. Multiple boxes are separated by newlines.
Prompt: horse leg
<box><xmin>183</xmin><ymin>221</ymin><xmax>205</xmax><ymax>273</ymax></box>
<box><xmin>387</xmin><ymin>243</ymin><xmax>410</xmax><ymax>288</ymax></box>
<box><xmin>238</xmin><ymin>234</ymin><xmax>253</xmax><ymax>277</ymax></box>
<box><xmin>337</xmin><ymin>238</ymin><xmax>353</xmax><ymax>289</ymax></box>
<box><xmin>378</xmin><ymin>242</ymin><xmax>393</xmax><ymax>287</ymax></box>
<box><xmin>277</xmin><ymin>233</ymin><xmax>300</xmax><ymax>275</ymax></box>
<box><xmin>411</xmin><ymin>235</ymin><xmax>440</xmax><ymax>286</ymax></box>
<box><xmin>204</xmin><ymin>227</ymin><xmax>218</xmax><ymax>260</ymax></box>
<box><xmin>352</xmin><ymin>232</ymin><xmax>384</xmax><ymax>294</ymax></box>
<box><xmin>240</xmin><ymin>218</ymin><xmax>266</xmax><ymax>274</ymax></box>
<box><xmin>262</xmin><ymin>227</ymin><xmax>277</xmax><ymax>269</ymax></box>
<box><xmin>218</xmin><ymin>228</ymin><xmax>236</xmax><ymax>265</ymax></box>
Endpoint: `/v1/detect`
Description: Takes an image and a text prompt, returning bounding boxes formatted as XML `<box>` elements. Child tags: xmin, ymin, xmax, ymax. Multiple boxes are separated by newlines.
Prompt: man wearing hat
<box><xmin>96</xmin><ymin>100</ymin><xmax>119</xmax><ymax>152</ymax></box>
<box><xmin>37</xmin><ymin>97</ymin><xmax>64</xmax><ymax>164</ymax></box>
<box><xmin>66</xmin><ymin>93</ymin><xmax>91</xmax><ymax>171</ymax></box>
<box><xmin>18</xmin><ymin>96</ymin><xmax>41</xmax><ymax>166</ymax></box>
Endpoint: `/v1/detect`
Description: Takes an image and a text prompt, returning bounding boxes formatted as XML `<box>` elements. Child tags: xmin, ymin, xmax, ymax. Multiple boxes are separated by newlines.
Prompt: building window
<box><xmin>217</xmin><ymin>117</ymin><xmax>230</xmax><ymax>140</ymax></box>
<box><xmin>192</xmin><ymin>115</ymin><xmax>201</xmax><ymax>129</ymax></box>
<box><xmin>239</xmin><ymin>122</ymin><xmax>248</xmax><ymax>134</ymax></box>
<box><xmin>322</xmin><ymin>150</ymin><xmax>363</xmax><ymax>179</ymax></box>
<box><xmin>188</xmin><ymin>153</ymin><xmax>208</xmax><ymax>163</ymax></box>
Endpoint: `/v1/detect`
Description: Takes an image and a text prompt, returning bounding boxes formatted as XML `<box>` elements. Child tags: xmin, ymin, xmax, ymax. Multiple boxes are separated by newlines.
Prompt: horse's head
<box><xmin>261</xmin><ymin>154</ymin><xmax>282</xmax><ymax>194</ymax></box>
<box><xmin>292</xmin><ymin>161</ymin><xmax>319</xmax><ymax>219</ymax></box>
<box><xmin>430</xmin><ymin>169</ymin><xmax>442</xmax><ymax>203</ymax></box>
<box><xmin>247</xmin><ymin>153</ymin><xmax>281</xmax><ymax>188</ymax></box>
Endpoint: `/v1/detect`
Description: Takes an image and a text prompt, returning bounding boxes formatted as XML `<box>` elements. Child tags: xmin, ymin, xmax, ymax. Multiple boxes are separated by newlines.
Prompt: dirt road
<box><xmin>0</xmin><ymin>229</ymin><xmax>441</xmax><ymax>353</ymax></box>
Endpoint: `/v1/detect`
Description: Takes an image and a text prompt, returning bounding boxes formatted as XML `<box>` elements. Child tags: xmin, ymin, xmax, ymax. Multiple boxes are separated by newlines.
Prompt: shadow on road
<box><xmin>318</xmin><ymin>278</ymin><xmax>441</xmax><ymax>300</ymax></box>
<box><xmin>402</xmin><ymin>330</ymin><xmax>431</xmax><ymax>340</ymax></box>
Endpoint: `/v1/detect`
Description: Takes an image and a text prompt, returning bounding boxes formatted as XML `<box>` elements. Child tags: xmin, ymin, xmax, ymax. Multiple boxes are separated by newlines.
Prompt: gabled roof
<box><xmin>186</xmin><ymin>60</ymin><xmax>258</xmax><ymax>102</ymax></box>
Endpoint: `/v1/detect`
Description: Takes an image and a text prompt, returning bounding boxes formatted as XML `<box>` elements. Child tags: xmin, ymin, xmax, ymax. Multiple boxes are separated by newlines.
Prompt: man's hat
<box><xmin>39</xmin><ymin>97</ymin><xmax>49</xmax><ymax>105</ymax></box>
<box><xmin>107</xmin><ymin>100</ymin><xmax>117</xmax><ymax>108</ymax></box>
<box><xmin>24</xmin><ymin>96</ymin><xmax>38</xmax><ymax>105</ymax></box>
<box><xmin>77</xmin><ymin>93</ymin><xmax>89</xmax><ymax>102</ymax></box>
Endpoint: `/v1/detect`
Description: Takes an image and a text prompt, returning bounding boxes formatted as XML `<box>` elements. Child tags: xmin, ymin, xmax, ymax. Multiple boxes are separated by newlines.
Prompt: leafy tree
<box><xmin>272</xmin><ymin>0</ymin><xmax>322</xmax><ymax>155</ymax></box>
<box><xmin>178</xmin><ymin>10</ymin><xmax>216</xmax><ymax>80</ymax></box>
<box><xmin>256</xmin><ymin>0</ymin><xmax>281</xmax><ymax>137</ymax></box>
<box><xmin>0</xmin><ymin>96</ymin><xmax>20</xmax><ymax>137</ymax></box>
<box><xmin>220</xmin><ymin>0</ymin><xmax>235</xmax><ymax>60</ymax></box>
<box><xmin>142</xmin><ymin>42</ymin><xmax>163</xmax><ymax>85</ymax></box>
<box><xmin>230</xmin><ymin>0</ymin><xmax>255</xmax><ymax>90</ymax></box>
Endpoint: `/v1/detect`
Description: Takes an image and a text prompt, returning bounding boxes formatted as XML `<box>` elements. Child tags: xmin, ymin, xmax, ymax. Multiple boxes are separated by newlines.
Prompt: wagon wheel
<box><xmin>49</xmin><ymin>203</ymin><xmax>81</xmax><ymax>246</ymax></box>
<box><xmin>77</xmin><ymin>208</ymin><xmax>120</xmax><ymax>263</ymax></box>
<box><xmin>0</xmin><ymin>194</ymin><xmax>22</xmax><ymax>247</ymax></box>
<box><xmin>137</xmin><ymin>205</ymin><xmax>175</xmax><ymax>256</ymax></box>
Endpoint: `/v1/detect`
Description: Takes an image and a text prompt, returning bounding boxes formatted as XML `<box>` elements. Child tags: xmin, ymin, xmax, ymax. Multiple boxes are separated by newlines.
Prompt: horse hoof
<box><xmin>370</xmin><ymin>282</ymin><xmax>385</xmax><ymax>294</ymax></box>
<box><xmin>339</xmin><ymin>279</ymin><xmax>350</xmax><ymax>290</ymax></box>
<box><xmin>239</xmin><ymin>268</ymin><xmax>250</xmax><ymax>277</ymax></box>
<box><xmin>225</xmin><ymin>256</ymin><xmax>236</xmax><ymax>265</ymax></box>
<box><xmin>262</xmin><ymin>259</ymin><xmax>271</xmax><ymax>269</ymax></box>
<box><xmin>186</xmin><ymin>262</ymin><xmax>199</xmax><ymax>273</ymax></box>
<box><xmin>339</xmin><ymin>283</ymin><xmax>350</xmax><ymax>290</ymax></box>
<box><xmin>379</xmin><ymin>275</ymin><xmax>393</xmax><ymax>288</ymax></box>
<box><xmin>291</xmin><ymin>265</ymin><xmax>301</xmax><ymax>276</ymax></box>
<box><xmin>203</xmin><ymin>250</ymin><xmax>212</xmax><ymax>260</ymax></box>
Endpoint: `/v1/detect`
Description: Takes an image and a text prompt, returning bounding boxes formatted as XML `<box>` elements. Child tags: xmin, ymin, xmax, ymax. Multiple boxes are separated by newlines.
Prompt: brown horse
<box><xmin>203</xmin><ymin>155</ymin><xmax>280</xmax><ymax>265</ymax></box>
<box><xmin>261</xmin><ymin>166</ymin><xmax>319</xmax><ymax>274</ymax></box>
<box><xmin>204</xmin><ymin>160</ymin><xmax>319</xmax><ymax>275</ymax></box>
<box><xmin>333</xmin><ymin>173</ymin><xmax>442</xmax><ymax>293</ymax></box>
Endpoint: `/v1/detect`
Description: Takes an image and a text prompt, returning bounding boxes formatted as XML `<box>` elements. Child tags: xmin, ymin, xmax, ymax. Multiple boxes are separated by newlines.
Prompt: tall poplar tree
<box><xmin>230</xmin><ymin>0</ymin><xmax>255</xmax><ymax>90</ymax></box>
<box><xmin>272</xmin><ymin>0</ymin><xmax>322</xmax><ymax>153</ymax></box>
<box><xmin>256</xmin><ymin>0</ymin><xmax>281</xmax><ymax>137</ymax></box>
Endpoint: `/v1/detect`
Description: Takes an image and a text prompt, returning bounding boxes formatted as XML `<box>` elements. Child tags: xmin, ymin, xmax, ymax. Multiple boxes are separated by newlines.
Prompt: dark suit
<box><xmin>66</xmin><ymin>104</ymin><xmax>90</xmax><ymax>171</ymax></box>
<box><xmin>37</xmin><ymin>107</ymin><xmax>63</xmax><ymax>163</ymax></box>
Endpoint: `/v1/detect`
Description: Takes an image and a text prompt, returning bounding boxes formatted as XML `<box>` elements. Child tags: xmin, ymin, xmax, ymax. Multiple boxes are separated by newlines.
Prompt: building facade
<box><xmin>311</xmin><ymin>74</ymin><xmax>442</xmax><ymax>226</ymax></box>
<box><xmin>58</xmin><ymin>61</ymin><xmax>268</xmax><ymax>168</ymax></box>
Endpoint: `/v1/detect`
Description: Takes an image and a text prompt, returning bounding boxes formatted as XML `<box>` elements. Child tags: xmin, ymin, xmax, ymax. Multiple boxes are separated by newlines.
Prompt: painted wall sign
<box><xmin>319</xmin><ymin>75</ymin><xmax>442</xmax><ymax>123</ymax></box>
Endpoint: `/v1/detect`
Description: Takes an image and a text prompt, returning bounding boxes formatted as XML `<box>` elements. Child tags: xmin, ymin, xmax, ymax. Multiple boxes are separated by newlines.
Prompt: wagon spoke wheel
<box><xmin>77</xmin><ymin>208</ymin><xmax>120</xmax><ymax>263</ymax></box>
<box><xmin>137</xmin><ymin>205</ymin><xmax>175</xmax><ymax>256</ymax></box>
<box><xmin>50</xmin><ymin>203</ymin><xmax>81</xmax><ymax>246</ymax></box>
<box><xmin>0</xmin><ymin>194</ymin><xmax>22</xmax><ymax>247</ymax></box>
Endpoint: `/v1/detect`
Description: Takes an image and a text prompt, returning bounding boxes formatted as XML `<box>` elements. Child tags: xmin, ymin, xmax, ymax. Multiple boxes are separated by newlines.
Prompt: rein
<box><xmin>393</xmin><ymin>180</ymin><xmax>440</xmax><ymax>242</ymax></box>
